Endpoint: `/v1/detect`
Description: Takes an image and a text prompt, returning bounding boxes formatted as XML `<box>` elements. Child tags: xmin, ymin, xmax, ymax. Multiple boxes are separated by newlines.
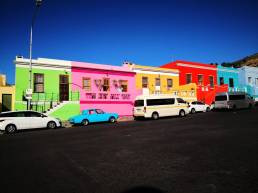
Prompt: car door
<box><xmin>95</xmin><ymin>109</ymin><xmax>108</xmax><ymax>122</ymax></box>
<box><xmin>23</xmin><ymin>111</ymin><xmax>43</xmax><ymax>129</ymax></box>
<box><xmin>13</xmin><ymin>112</ymin><xmax>31</xmax><ymax>130</ymax></box>
<box><xmin>191</xmin><ymin>101</ymin><xmax>197</xmax><ymax>111</ymax></box>
<box><xmin>87</xmin><ymin>109</ymin><xmax>99</xmax><ymax>123</ymax></box>
<box><xmin>197</xmin><ymin>102</ymin><xmax>205</xmax><ymax>111</ymax></box>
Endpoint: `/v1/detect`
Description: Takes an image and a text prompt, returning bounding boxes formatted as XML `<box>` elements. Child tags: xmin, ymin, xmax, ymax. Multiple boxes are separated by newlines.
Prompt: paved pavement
<box><xmin>0</xmin><ymin>108</ymin><xmax>258</xmax><ymax>193</ymax></box>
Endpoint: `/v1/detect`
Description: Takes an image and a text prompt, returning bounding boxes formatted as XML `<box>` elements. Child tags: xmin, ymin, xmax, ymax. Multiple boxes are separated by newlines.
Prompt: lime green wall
<box><xmin>50</xmin><ymin>103</ymin><xmax>80</xmax><ymax>121</ymax></box>
<box><xmin>15</xmin><ymin>66</ymin><xmax>74</xmax><ymax>112</ymax></box>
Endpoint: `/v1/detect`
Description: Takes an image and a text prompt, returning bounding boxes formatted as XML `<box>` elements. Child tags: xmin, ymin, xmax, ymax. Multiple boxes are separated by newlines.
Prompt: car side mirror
<box><xmin>41</xmin><ymin>114</ymin><xmax>47</xmax><ymax>118</ymax></box>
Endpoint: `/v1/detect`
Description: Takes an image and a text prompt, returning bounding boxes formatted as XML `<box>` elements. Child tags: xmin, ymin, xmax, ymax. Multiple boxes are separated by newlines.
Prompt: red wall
<box><xmin>161</xmin><ymin>60</ymin><xmax>217</xmax><ymax>86</ymax></box>
<box><xmin>161</xmin><ymin>60</ymin><xmax>228</xmax><ymax>104</ymax></box>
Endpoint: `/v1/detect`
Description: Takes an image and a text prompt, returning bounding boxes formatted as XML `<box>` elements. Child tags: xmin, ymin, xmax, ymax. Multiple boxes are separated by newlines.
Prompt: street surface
<box><xmin>0</xmin><ymin>108</ymin><xmax>258</xmax><ymax>193</ymax></box>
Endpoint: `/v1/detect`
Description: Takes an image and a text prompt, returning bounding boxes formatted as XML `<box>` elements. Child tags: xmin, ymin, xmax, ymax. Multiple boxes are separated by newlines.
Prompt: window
<box><xmin>82</xmin><ymin>78</ymin><xmax>91</xmax><ymax>91</ymax></box>
<box><xmin>209</xmin><ymin>76</ymin><xmax>214</xmax><ymax>88</ymax></box>
<box><xmin>88</xmin><ymin>110</ymin><xmax>96</xmax><ymax>115</ymax></box>
<box><xmin>147</xmin><ymin>98</ymin><xmax>175</xmax><ymax>106</ymax></box>
<box><xmin>103</xmin><ymin>78</ymin><xmax>110</xmax><ymax>91</ymax></box>
<box><xmin>177</xmin><ymin>98</ymin><xmax>187</xmax><ymax>104</ymax></box>
<box><xmin>197</xmin><ymin>101</ymin><xmax>204</xmax><ymax>105</ymax></box>
<box><xmin>134</xmin><ymin>100</ymin><xmax>144</xmax><ymax>107</ymax></box>
<box><xmin>167</xmin><ymin>79</ymin><xmax>173</xmax><ymax>88</ymax></box>
<box><xmin>229</xmin><ymin>78</ymin><xmax>234</xmax><ymax>88</ymax></box>
<box><xmin>119</xmin><ymin>80</ymin><xmax>128</xmax><ymax>92</ymax></box>
<box><xmin>34</xmin><ymin>73</ymin><xmax>44</xmax><ymax>93</ymax></box>
<box><xmin>215</xmin><ymin>95</ymin><xmax>227</xmax><ymax>101</ymax></box>
<box><xmin>186</xmin><ymin>74</ymin><xmax>192</xmax><ymax>84</ymax></box>
<box><xmin>229</xmin><ymin>95</ymin><xmax>245</xmax><ymax>100</ymax></box>
<box><xmin>25</xmin><ymin>111</ymin><xmax>42</xmax><ymax>117</ymax></box>
<box><xmin>96</xmin><ymin>109</ymin><xmax>104</xmax><ymax>114</ymax></box>
<box><xmin>197</xmin><ymin>75</ymin><xmax>204</xmax><ymax>85</ymax></box>
<box><xmin>219</xmin><ymin>77</ymin><xmax>224</xmax><ymax>85</ymax></box>
<box><xmin>248</xmin><ymin>77</ymin><xmax>252</xmax><ymax>84</ymax></box>
<box><xmin>155</xmin><ymin>78</ymin><xmax>160</xmax><ymax>86</ymax></box>
<box><xmin>142</xmin><ymin>77</ymin><xmax>148</xmax><ymax>88</ymax></box>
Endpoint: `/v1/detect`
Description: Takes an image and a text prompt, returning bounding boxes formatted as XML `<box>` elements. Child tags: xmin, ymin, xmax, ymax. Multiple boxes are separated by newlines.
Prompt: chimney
<box><xmin>0</xmin><ymin>74</ymin><xmax>6</xmax><ymax>86</ymax></box>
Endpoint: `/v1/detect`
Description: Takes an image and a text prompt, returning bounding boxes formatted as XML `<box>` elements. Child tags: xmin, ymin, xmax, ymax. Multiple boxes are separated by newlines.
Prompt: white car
<box><xmin>189</xmin><ymin>101</ymin><xmax>211</xmax><ymax>113</ymax></box>
<box><xmin>0</xmin><ymin>111</ymin><xmax>62</xmax><ymax>134</ymax></box>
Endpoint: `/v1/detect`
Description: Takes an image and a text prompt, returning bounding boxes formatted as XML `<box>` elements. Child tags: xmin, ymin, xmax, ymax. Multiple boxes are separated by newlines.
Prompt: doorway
<box><xmin>59</xmin><ymin>75</ymin><xmax>69</xmax><ymax>101</ymax></box>
<box><xmin>2</xmin><ymin>94</ymin><xmax>12</xmax><ymax>112</ymax></box>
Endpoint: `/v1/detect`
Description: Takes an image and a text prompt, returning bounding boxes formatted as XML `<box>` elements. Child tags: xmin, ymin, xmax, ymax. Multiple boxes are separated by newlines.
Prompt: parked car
<box><xmin>215</xmin><ymin>92</ymin><xmax>255</xmax><ymax>110</ymax></box>
<box><xmin>69</xmin><ymin>109</ymin><xmax>119</xmax><ymax>126</ymax></box>
<box><xmin>0</xmin><ymin>111</ymin><xmax>62</xmax><ymax>134</ymax></box>
<box><xmin>133</xmin><ymin>95</ymin><xmax>190</xmax><ymax>120</ymax></box>
<box><xmin>189</xmin><ymin>101</ymin><xmax>211</xmax><ymax>113</ymax></box>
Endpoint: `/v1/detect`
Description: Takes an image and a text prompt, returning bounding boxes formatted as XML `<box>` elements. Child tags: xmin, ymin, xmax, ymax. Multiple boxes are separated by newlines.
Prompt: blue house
<box><xmin>217</xmin><ymin>65</ymin><xmax>239</xmax><ymax>91</ymax></box>
<box><xmin>238</xmin><ymin>66</ymin><xmax>258</xmax><ymax>101</ymax></box>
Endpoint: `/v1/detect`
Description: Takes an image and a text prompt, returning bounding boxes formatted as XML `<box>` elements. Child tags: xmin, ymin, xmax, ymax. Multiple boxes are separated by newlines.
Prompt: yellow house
<box><xmin>0</xmin><ymin>74</ymin><xmax>15</xmax><ymax>112</ymax></box>
<box><xmin>126</xmin><ymin>63</ymin><xmax>197</xmax><ymax>102</ymax></box>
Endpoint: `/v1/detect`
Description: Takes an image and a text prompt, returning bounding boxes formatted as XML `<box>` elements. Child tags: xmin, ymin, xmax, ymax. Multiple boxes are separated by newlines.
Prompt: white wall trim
<box><xmin>133</xmin><ymin>69</ymin><xmax>179</xmax><ymax>76</ymax></box>
<box><xmin>16</xmin><ymin>64</ymin><xmax>71</xmax><ymax>72</ymax></box>
<box><xmin>177</xmin><ymin>63</ymin><xmax>217</xmax><ymax>71</ymax></box>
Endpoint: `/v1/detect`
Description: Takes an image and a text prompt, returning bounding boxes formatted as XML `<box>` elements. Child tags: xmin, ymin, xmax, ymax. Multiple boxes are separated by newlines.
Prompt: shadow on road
<box><xmin>121</xmin><ymin>186</ymin><xmax>164</xmax><ymax>193</ymax></box>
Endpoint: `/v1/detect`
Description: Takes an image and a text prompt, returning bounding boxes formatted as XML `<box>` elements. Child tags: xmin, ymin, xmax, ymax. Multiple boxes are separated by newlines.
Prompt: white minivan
<box><xmin>214</xmin><ymin>92</ymin><xmax>255</xmax><ymax>110</ymax></box>
<box><xmin>133</xmin><ymin>95</ymin><xmax>190</xmax><ymax>120</ymax></box>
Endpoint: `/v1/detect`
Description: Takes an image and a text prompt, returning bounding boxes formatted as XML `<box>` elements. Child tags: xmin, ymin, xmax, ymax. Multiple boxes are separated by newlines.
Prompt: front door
<box><xmin>2</xmin><ymin>94</ymin><xmax>12</xmax><ymax>112</ymax></box>
<box><xmin>59</xmin><ymin>75</ymin><xmax>69</xmax><ymax>101</ymax></box>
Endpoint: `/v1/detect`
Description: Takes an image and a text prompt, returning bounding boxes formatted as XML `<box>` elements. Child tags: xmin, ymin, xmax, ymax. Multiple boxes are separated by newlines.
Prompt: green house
<box><xmin>14</xmin><ymin>56</ymin><xmax>80</xmax><ymax>120</ymax></box>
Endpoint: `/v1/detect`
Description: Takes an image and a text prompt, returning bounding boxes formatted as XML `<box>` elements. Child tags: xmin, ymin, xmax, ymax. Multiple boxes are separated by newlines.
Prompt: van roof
<box><xmin>135</xmin><ymin>94</ymin><xmax>178</xmax><ymax>100</ymax></box>
<box><xmin>215</xmin><ymin>91</ymin><xmax>246</xmax><ymax>96</ymax></box>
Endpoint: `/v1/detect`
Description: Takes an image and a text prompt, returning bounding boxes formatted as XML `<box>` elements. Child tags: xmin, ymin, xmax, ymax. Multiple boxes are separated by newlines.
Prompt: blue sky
<box><xmin>1</xmin><ymin>0</ymin><xmax>258</xmax><ymax>84</ymax></box>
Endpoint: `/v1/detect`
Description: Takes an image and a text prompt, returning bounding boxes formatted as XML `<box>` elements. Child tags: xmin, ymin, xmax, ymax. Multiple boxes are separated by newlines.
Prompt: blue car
<box><xmin>69</xmin><ymin>109</ymin><xmax>119</xmax><ymax>126</ymax></box>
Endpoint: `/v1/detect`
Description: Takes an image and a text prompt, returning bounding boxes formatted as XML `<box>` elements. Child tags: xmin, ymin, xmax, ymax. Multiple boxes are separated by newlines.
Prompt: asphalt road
<box><xmin>0</xmin><ymin>108</ymin><xmax>258</xmax><ymax>193</ymax></box>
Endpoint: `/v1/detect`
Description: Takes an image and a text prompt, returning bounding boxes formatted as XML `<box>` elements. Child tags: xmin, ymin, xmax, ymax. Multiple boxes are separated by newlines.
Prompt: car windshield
<box><xmin>134</xmin><ymin>100</ymin><xmax>144</xmax><ymax>107</ymax></box>
<box><xmin>96</xmin><ymin>109</ymin><xmax>104</xmax><ymax>114</ymax></box>
<box><xmin>177</xmin><ymin>98</ymin><xmax>186</xmax><ymax>103</ymax></box>
<box><xmin>215</xmin><ymin>95</ymin><xmax>227</xmax><ymax>101</ymax></box>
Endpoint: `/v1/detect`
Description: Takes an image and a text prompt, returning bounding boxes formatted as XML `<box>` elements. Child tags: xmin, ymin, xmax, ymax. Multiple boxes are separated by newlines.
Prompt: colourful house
<box><xmin>238</xmin><ymin>66</ymin><xmax>258</xmax><ymax>101</ymax></box>
<box><xmin>14</xmin><ymin>57</ymin><xmax>80</xmax><ymax>120</ymax></box>
<box><xmin>126</xmin><ymin>62</ymin><xmax>197</xmax><ymax>102</ymax></box>
<box><xmin>217</xmin><ymin>65</ymin><xmax>240</xmax><ymax>91</ymax></box>
<box><xmin>0</xmin><ymin>74</ymin><xmax>15</xmax><ymax>112</ymax></box>
<box><xmin>71</xmin><ymin>61</ymin><xmax>137</xmax><ymax>116</ymax></box>
<box><xmin>161</xmin><ymin>60</ymin><xmax>228</xmax><ymax>104</ymax></box>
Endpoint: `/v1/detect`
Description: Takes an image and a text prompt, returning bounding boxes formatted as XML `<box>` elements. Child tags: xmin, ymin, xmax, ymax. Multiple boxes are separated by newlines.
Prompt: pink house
<box><xmin>71</xmin><ymin>61</ymin><xmax>137</xmax><ymax>116</ymax></box>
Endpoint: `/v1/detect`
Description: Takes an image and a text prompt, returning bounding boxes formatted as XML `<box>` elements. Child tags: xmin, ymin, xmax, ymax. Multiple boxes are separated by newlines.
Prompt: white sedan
<box><xmin>189</xmin><ymin>101</ymin><xmax>211</xmax><ymax>113</ymax></box>
<box><xmin>0</xmin><ymin>111</ymin><xmax>62</xmax><ymax>134</ymax></box>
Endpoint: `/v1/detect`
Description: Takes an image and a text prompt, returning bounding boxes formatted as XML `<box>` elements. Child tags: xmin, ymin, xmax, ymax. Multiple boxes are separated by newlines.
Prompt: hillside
<box><xmin>221</xmin><ymin>52</ymin><xmax>258</xmax><ymax>68</ymax></box>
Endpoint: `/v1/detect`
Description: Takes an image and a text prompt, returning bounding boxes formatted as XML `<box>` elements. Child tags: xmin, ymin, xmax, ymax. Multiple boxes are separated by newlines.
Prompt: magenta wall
<box><xmin>71</xmin><ymin>61</ymin><xmax>137</xmax><ymax>116</ymax></box>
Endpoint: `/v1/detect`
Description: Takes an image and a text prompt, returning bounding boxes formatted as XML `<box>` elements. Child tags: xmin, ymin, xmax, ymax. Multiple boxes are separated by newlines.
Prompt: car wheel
<box><xmin>248</xmin><ymin>103</ymin><xmax>252</xmax><ymax>109</ymax></box>
<box><xmin>191</xmin><ymin>108</ymin><xmax>196</xmax><ymax>114</ymax></box>
<box><xmin>5</xmin><ymin>124</ymin><xmax>16</xmax><ymax>134</ymax></box>
<box><xmin>47</xmin><ymin>121</ymin><xmax>57</xmax><ymax>129</ymax></box>
<box><xmin>179</xmin><ymin>110</ymin><xmax>185</xmax><ymax>117</ymax></box>
<box><xmin>232</xmin><ymin>105</ymin><xmax>237</xmax><ymax>110</ymax></box>
<box><xmin>152</xmin><ymin>112</ymin><xmax>159</xmax><ymax>120</ymax></box>
<box><xmin>109</xmin><ymin>116</ymin><xmax>116</xmax><ymax>123</ymax></box>
<box><xmin>82</xmin><ymin>119</ymin><xmax>89</xmax><ymax>126</ymax></box>
<box><xmin>206</xmin><ymin>107</ymin><xmax>210</xmax><ymax>112</ymax></box>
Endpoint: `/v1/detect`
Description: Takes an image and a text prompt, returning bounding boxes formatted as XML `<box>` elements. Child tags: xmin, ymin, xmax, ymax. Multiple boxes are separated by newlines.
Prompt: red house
<box><xmin>161</xmin><ymin>60</ymin><xmax>228</xmax><ymax>104</ymax></box>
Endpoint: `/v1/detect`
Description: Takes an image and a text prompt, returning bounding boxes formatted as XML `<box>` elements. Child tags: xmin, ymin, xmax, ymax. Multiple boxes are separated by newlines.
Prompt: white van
<box><xmin>214</xmin><ymin>92</ymin><xmax>255</xmax><ymax>110</ymax></box>
<box><xmin>133</xmin><ymin>95</ymin><xmax>190</xmax><ymax>120</ymax></box>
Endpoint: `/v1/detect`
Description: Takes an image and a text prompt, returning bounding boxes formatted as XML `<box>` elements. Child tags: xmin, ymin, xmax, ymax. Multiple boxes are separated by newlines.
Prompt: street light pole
<box><xmin>28</xmin><ymin>0</ymin><xmax>42</xmax><ymax>110</ymax></box>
